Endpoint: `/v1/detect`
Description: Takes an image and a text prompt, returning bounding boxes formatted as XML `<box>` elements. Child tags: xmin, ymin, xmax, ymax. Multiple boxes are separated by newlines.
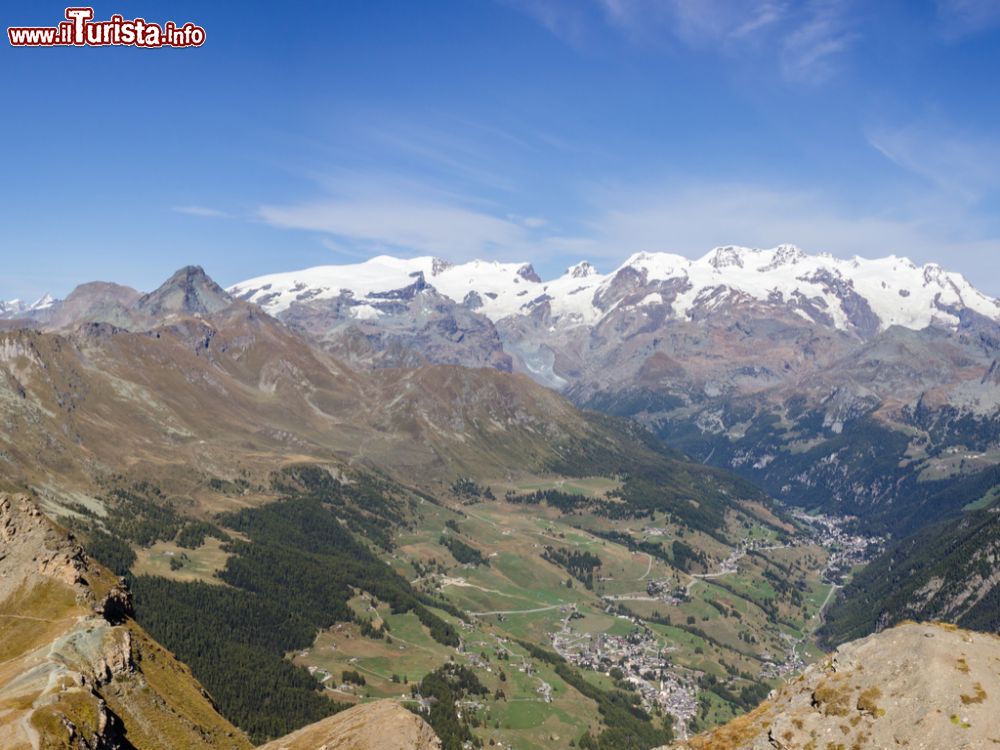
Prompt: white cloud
<box><xmin>499</xmin><ymin>0</ymin><xmax>593</xmax><ymax>47</ymax></box>
<box><xmin>503</xmin><ymin>0</ymin><xmax>855</xmax><ymax>84</ymax></box>
<box><xmin>367</xmin><ymin>125</ymin><xmax>519</xmax><ymax>194</ymax></box>
<box><xmin>172</xmin><ymin>205</ymin><xmax>230</xmax><ymax>218</ymax></box>
<box><xmin>869</xmin><ymin>121</ymin><xmax>1000</xmax><ymax>202</ymax></box>
<box><xmin>505</xmin><ymin>0</ymin><xmax>789</xmax><ymax>46</ymax></box>
<box><xmin>730</xmin><ymin>3</ymin><xmax>786</xmax><ymax>39</ymax></box>
<box><xmin>572</xmin><ymin>182</ymin><xmax>1000</xmax><ymax>289</ymax></box>
<box><xmin>585</xmin><ymin>0</ymin><xmax>790</xmax><ymax>46</ymax></box>
<box><xmin>936</xmin><ymin>0</ymin><xmax>1000</xmax><ymax>38</ymax></box>
<box><xmin>508</xmin><ymin>214</ymin><xmax>549</xmax><ymax>228</ymax></box>
<box><xmin>259</xmin><ymin>195</ymin><xmax>533</xmax><ymax>259</ymax></box>
<box><xmin>780</xmin><ymin>0</ymin><xmax>856</xmax><ymax>84</ymax></box>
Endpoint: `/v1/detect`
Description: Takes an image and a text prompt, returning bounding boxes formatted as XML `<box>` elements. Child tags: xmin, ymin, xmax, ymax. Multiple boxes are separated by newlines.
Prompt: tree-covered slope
<box><xmin>820</xmin><ymin>507</ymin><xmax>1000</xmax><ymax>645</ymax></box>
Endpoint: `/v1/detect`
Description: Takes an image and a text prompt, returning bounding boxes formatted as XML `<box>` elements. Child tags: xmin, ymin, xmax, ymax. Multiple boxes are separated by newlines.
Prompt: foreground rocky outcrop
<box><xmin>258</xmin><ymin>700</ymin><xmax>441</xmax><ymax>750</ymax></box>
<box><xmin>0</xmin><ymin>494</ymin><xmax>251</xmax><ymax>750</ymax></box>
<box><xmin>0</xmin><ymin>494</ymin><xmax>444</xmax><ymax>750</ymax></box>
<box><xmin>659</xmin><ymin>622</ymin><xmax>1000</xmax><ymax>750</ymax></box>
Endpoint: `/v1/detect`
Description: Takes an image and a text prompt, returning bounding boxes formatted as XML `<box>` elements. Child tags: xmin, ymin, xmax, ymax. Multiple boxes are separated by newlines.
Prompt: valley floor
<box><xmin>267</xmin><ymin>484</ymin><xmax>880</xmax><ymax>747</ymax></box>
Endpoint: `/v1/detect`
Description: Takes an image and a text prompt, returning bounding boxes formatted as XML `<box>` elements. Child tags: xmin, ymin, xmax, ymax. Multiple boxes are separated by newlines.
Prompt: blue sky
<box><xmin>3</xmin><ymin>0</ymin><xmax>1000</xmax><ymax>300</ymax></box>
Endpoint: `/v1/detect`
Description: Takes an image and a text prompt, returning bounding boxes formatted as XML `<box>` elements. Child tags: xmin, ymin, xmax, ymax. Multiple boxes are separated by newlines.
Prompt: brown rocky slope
<box><xmin>0</xmin><ymin>493</ymin><xmax>249</xmax><ymax>750</ymax></box>
<box><xmin>659</xmin><ymin>622</ymin><xmax>1000</xmax><ymax>750</ymax></box>
<box><xmin>0</xmin><ymin>494</ymin><xmax>442</xmax><ymax>750</ymax></box>
<box><xmin>257</xmin><ymin>700</ymin><xmax>441</xmax><ymax>750</ymax></box>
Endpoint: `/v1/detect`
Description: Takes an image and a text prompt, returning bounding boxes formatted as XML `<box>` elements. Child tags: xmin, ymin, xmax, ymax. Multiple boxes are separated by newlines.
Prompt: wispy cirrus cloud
<box><xmin>935</xmin><ymin>0</ymin><xmax>1000</xmax><ymax>38</ymax></box>
<box><xmin>596</xmin><ymin>0</ymin><xmax>786</xmax><ymax>45</ymax></box>
<box><xmin>257</xmin><ymin>174</ymin><xmax>560</xmax><ymax>260</ymax></box>
<box><xmin>868</xmin><ymin>120</ymin><xmax>1000</xmax><ymax>202</ymax></box>
<box><xmin>780</xmin><ymin>0</ymin><xmax>856</xmax><ymax>84</ymax></box>
<box><xmin>172</xmin><ymin>205</ymin><xmax>231</xmax><ymax>219</ymax></box>
<box><xmin>498</xmin><ymin>0</ymin><xmax>596</xmax><ymax>47</ymax></box>
<box><xmin>565</xmin><ymin>181</ymin><xmax>1000</xmax><ymax>293</ymax></box>
<box><xmin>260</xmin><ymin>198</ymin><xmax>521</xmax><ymax>258</ymax></box>
<box><xmin>502</xmin><ymin>0</ymin><xmax>856</xmax><ymax>85</ymax></box>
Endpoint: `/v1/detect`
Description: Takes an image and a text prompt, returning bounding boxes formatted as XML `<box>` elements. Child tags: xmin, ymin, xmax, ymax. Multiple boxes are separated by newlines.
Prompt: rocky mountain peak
<box><xmin>517</xmin><ymin>263</ymin><xmax>542</xmax><ymax>283</ymax></box>
<box><xmin>706</xmin><ymin>245</ymin><xmax>749</xmax><ymax>269</ymax></box>
<box><xmin>567</xmin><ymin>260</ymin><xmax>597</xmax><ymax>278</ymax></box>
<box><xmin>135</xmin><ymin>265</ymin><xmax>234</xmax><ymax>319</ymax></box>
<box><xmin>769</xmin><ymin>243</ymin><xmax>806</xmax><ymax>266</ymax></box>
<box><xmin>0</xmin><ymin>293</ymin><xmax>56</xmax><ymax>318</ymax></box>
<box><xmin>30</xmin><ymin>292</ymin><xmax>57</xmax><ymax>309</ymax></box>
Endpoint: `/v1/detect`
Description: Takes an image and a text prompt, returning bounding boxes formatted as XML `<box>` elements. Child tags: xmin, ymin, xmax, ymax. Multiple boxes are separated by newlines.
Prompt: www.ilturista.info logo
<box><xmin>8</xmin><ymin>7</ymin><xmax>205</xmax><ymax>48</ymax></box>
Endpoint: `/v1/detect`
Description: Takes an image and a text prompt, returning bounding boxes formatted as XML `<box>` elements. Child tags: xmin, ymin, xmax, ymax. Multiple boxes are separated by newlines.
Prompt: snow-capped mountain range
<box><xmin>2</xmin><ymin>249</ymin><xmax>999</xmax><ymax>529</ymax></box>
<box><xmin>7</xmin><ymin>246</ymin><xmax>996</xmax><ymax>337</ymax></box>
<box><xmin>0</xmin><ymin>294</ymin><xmax>56</xmax><ymax>319</ymax></box>
<box><xmin>228</xmin><ymin>245</ymin><xmax>999</xmax><ymax>335</ymax></box>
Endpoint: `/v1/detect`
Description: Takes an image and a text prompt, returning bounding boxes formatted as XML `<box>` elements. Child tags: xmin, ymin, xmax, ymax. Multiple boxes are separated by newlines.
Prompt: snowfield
<box><xmin>227</xmin><ymin>245</ymin><xmax>1000</xmax><ymax>333</ymax></box>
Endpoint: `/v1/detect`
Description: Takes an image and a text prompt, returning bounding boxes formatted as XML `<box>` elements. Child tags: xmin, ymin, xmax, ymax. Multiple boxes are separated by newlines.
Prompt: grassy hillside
<box><xmin>82</xmin><ymin>455</ymin><xmax>856</xmax><ymax>748</ymax></box>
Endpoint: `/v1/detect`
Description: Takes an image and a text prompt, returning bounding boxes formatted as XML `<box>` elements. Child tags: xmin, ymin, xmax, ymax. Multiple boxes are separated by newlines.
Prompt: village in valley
<box><xmin>288</xmin><ymin>490</ymin><xmax>885</xmax><ymax>745</ymax></box>
<box><xmin>542</xmin><ymin>510</ymin><xmax>883</xmax><ymax>735</ymax></box>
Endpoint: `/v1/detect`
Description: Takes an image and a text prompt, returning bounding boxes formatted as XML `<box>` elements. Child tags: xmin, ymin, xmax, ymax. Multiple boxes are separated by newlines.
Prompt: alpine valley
<box><xmin>1</xmin><ymin>245</ymin><xmax>998</xmax><ymax>750</ymax></box>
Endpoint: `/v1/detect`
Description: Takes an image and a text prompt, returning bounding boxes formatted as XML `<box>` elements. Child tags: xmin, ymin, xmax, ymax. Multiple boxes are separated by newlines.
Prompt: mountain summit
<box><xmin>0</xmin><ymin>265</ymin><xmax>237</xmax><ymax>331</ymax></box>
<box><xmin>136</xmin><ymin>264</ymin><xmax>234</xmax><ymax>319</ymax></box>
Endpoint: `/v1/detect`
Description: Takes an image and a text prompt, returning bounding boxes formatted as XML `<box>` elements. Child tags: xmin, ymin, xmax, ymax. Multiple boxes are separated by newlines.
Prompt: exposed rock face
<box><xmin>279</xmin><ymin>286</ymin><xmax>512</xmax><ymax>371</ymax></box>
<box><xmin>660</xmin><ymin>622</ymin><xmax>1000</xmax><ymax>750</ymax></box>
<box><xmin>133</xmin><ymin>265</ymin><xmax>234</xmax><ymax>322</ymax></box>
<box><xmin>0</xmin><ymin>494</ymin><xmax>251</xmax><ymax>750</ymax></box>
<box><xmin>0</xmin><ymin>267</ymin><xmax>234</xmax><ymax>333</ymax></box>
<box><xmin>0</xmin><ymin>494</ymin><xmax>90</xmax><ymax>595</ymax></box>
<box><xmin>258</xmin><ymin>700</ymin><xmax>441</xmax><ymax>750</ymax></box>
<box><xmin>218</xmin><ymin>250</ymin><xmax>1000</xmax><ymax>534</ymax></box>
<box><xmin>45</xmin><ymin>282</ymin><xmax>140</xmax><ymax>330</ymax></box>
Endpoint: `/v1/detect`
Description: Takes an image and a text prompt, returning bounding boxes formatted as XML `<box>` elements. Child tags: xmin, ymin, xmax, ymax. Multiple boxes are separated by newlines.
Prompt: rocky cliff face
<box><xmin>659</xmin><ymin>622</ymin><xmax>1000</xmax><ymax>750</ymax></box>
<box><xmin>0</xmin><ymin>495</ymin><xmax>442</xmax><ymax>750</ymax></box>
<box><xmin>0</xmin><ymin>494</ymin><xmax>251</xmax><ymax>750</ymax></box>
<box><xmin>278</xmin><ymin>283</ymin><xmax>512</xmax><ymax>371</ymax></box>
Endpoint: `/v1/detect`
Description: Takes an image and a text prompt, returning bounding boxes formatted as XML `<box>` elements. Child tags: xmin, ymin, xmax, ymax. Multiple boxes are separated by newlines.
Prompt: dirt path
<box><xmin>0</xmin><ymin>614</ymin><xmax>67</xmax><ymax>623</ymax></box>
<box><xmin>352</xmin><ymin>662</ymin><xmax>394</xmax><ymax>681</ymax></box>
<box><xmin>685</xmin><ymin>570</ymin><xmax>731</xmax><ymax>596</ymax></box>
<box><xmin>812</xmin><ymin>583</ymin><xmax>839</xmax><ymax>627</ymax></box>
<box><xmin>637</xmin><ymin>553</ymin><xmax>653</xmax><ymax>581</ymax></box>
<box><xmin>602</xmin><ymin>594</ymin><xmax>660</xmax><ymax>602</ymax></box>
<box><xmin>439</xmin><ymin>578</ymin><xmax>511</xmax><ymax>597</ymax></box>
<box><xmin>467</xmin><ymin>604</ymin><xmax>564</xmax><ymax>617</ymax></box>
